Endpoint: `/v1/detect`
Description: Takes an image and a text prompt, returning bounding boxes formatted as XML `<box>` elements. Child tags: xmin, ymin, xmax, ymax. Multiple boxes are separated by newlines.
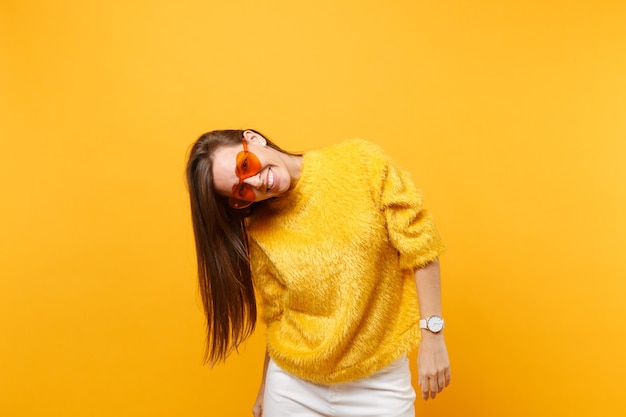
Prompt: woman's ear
<box><xmin>243</xmin><ymin>130</ymin><xmax>267</xmax><ymax>146</ymax></box>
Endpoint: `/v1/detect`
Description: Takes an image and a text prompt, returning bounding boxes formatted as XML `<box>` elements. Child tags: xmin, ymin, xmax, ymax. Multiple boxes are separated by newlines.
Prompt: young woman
<box><xmin>186</xmin><ymin>129</ymin><xmax>451</xmax><ymax>417</ymax></box>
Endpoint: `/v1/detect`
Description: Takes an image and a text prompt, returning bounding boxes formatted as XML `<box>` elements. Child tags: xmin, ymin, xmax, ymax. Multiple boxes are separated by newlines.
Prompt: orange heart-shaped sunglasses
<box><xmin>228</xmin><ymin>139</ymin><xmax>262</xmax><ymax>209</ymax></box>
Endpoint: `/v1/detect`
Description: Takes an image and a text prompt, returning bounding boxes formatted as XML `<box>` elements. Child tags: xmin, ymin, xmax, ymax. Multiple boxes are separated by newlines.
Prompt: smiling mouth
<box><xmin>267</xmin><ymin>168</ymin><xmax>275</xmax><ymax>191</ymax></box>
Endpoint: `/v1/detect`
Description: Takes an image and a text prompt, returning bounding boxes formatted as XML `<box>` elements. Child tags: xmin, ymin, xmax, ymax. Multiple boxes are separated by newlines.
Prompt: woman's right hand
<box><xmin>253</xmin><ymin>350</ymin><xmax>270</xmax><ymax>416</ymax></box>
<box><xmin>252</xmin><ymin>383</ymin><xmax>265</xmax><ymax>417</ymax></box>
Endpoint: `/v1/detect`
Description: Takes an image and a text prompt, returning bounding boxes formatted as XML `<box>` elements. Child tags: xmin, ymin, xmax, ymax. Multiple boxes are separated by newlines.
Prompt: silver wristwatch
<box><xmin>419</xmin><ymin>315</ymin><xmax>445</xmax><ymax>333</ymax></box>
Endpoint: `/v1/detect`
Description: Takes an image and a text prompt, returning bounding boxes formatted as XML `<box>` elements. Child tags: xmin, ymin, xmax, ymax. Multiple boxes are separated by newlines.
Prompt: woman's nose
<box><xmin>243</xmin><ymin>174</ymin><xmax>262</xmax><ymax>189</ymax></box>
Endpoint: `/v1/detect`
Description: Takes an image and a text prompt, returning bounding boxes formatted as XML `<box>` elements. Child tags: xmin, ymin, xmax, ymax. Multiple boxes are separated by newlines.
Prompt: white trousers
<box><xmin>263</xmin><ymin>356</ymin><xmax>416</xmax><ymax>417</ymax></box>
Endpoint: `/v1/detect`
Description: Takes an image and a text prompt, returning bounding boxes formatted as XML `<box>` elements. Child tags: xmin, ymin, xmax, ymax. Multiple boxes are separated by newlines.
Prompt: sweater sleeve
<box><xmin>375</xmin><ymin>149</ymin><xmax>445</xmax><ymax>271</ymax></box>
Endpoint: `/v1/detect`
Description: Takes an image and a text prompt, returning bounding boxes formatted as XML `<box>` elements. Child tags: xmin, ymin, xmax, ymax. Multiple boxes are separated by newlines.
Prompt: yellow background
<box><xmin>2</xmin><ymin>1</ymin><xmax>625</xmax><ymax>416</ymax></box>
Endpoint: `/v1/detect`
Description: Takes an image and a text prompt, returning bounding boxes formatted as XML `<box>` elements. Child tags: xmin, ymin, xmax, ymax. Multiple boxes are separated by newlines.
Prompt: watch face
<box><xmin>428</xmin><ymin>316</ymin><xmax>444</xmax><ymax>332</ymax></box>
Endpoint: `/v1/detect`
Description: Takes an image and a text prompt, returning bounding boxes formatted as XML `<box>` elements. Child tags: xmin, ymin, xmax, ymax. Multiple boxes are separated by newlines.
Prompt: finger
<box><xmin>445</xmin><ymin>367</ymin><xmax>451</xmax><ymax>386</ymax></box>
<box><xmin>420</xmin><ymin>380</ymin><xmax>429</xmax><ymax>401</ymax></box>
<box><xmin>437</xmin><ymin>371</ymin><xmax>446</xmax><ymax>392</ymax></box>
<box><xmin>429</xmin><ymin>377</ymin><xmax>438</xmax><ymax>399</ymax></box>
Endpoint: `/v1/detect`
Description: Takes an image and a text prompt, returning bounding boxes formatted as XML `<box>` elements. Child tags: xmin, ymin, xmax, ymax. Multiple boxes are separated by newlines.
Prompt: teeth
<box><xmin>267</xmin><ymin>169</ymin><xmax>275</xmax><ymax>191</ymax></box>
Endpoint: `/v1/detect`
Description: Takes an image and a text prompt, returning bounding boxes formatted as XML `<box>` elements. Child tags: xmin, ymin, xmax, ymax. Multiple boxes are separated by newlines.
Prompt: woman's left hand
<box><xmin>417</xmin><ymin>331</ymin><xmax>451</xmax><ymax>400</ymax></box>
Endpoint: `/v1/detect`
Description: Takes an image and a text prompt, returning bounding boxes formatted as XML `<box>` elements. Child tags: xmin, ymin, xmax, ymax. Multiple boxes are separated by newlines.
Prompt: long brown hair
<box><xmin>185</xmin><ymin>129</ymin><xmax>292</xmax><ymax>364</ymax></box>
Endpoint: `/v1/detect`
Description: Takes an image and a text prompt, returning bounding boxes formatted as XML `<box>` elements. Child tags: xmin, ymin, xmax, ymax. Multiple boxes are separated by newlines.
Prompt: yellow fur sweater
<box><xmin>247</xmin><ymin>139</ymin><xmax>444</xmax><ymax>384</ymax></box>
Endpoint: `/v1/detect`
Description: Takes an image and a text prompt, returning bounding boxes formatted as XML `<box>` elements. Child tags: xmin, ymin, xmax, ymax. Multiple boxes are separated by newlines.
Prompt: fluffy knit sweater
<box><xmin>246</xmin><ymin>139</ymin><xmax>444</xmax><ymax>384</ymax></box>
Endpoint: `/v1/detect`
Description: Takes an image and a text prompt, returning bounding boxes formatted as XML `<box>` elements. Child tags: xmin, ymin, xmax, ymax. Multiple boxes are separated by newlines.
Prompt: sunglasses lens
<box><xmin>236</xmin><ymin>152</ymin><xmax>261</xmax><ymax>177</ymax></box>
<box><xmin>234</xmin><ymin>184</ymin><xmax>256</xmax><ymax>200</ymax></box>
<box><xmin>229</xmin><ymin>184</ymin><xmax>256</xmax><ymax>209</ymax></box>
